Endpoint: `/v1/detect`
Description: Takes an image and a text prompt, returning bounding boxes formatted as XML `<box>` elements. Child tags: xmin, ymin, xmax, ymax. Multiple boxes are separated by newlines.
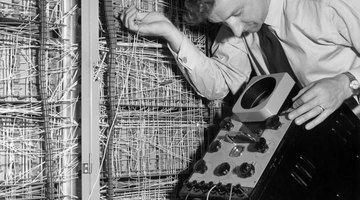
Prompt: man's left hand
<box><xmin>288</xmin><ymin>74</ymin><xmax>352</xmax><ymax>130</ymax></box>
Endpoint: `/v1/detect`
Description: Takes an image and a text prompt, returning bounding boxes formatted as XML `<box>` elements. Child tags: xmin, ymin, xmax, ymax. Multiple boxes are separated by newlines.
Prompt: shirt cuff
<box><xmin>348</xmin><ymin>68</ymin><xmax>360</xmax><ymax>84</ymax></box>
<box><xmin>167</xmin><ymin>35</ymin><xmax>203</xmax><ymax>71</ymax></box>
<box><xmin>166</xmin><ymin>35</ymin><xmax>205</xmax><ymax>97</ymax></box>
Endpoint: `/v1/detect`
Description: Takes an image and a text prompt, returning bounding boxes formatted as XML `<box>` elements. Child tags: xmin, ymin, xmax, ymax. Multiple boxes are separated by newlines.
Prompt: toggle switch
<box><xmin>229</xmin><ymin>145</ymin><xmax>245</xmax><ymax>157</ymax></box>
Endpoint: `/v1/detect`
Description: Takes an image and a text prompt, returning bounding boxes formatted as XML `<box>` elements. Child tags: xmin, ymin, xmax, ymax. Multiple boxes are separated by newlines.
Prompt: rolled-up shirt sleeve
<box><xmin>330</xmin><ymin>0</ymin><xmax>360</xmax><ymax>83</ymax></box>
<box><xmin>168</xmin><ymin>25</ymin><xmax>253</xmax><ymax>100</ymax></box>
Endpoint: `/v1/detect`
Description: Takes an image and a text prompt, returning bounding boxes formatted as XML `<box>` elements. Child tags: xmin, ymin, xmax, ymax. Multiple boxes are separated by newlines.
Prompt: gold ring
<box><xmin>318</xmin><ymin>105</ymin><xmax>325</xmax><ymax>112</ymax></box>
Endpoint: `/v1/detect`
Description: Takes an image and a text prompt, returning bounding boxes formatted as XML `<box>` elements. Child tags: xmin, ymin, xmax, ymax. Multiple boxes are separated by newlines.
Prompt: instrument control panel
<box><xmin>180</xmin><ymin>73</ymin><xmax>297</xmax><ymax>199</ymax></box>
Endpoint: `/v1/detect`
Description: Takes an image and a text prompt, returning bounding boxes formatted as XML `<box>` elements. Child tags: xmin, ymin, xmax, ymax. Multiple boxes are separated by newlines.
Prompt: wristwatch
<box><xmin>342</xmin><ymin>71</ymin><xmax>360</xmax><ymax>95</ymax></box>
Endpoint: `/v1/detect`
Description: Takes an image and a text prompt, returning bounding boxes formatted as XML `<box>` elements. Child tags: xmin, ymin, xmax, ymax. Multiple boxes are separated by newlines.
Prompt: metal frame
<box><xmin>81</xmin><ymin>0</ymin><xmax>100</xmax><ymax>199</ymax></box>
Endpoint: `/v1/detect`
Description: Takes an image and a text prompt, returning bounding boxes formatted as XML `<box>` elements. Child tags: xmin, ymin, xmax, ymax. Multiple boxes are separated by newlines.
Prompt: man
<box><xmin>120</xmin><ymin>0</ymin><xmax>360</xmax><ymax>130</ymax></box>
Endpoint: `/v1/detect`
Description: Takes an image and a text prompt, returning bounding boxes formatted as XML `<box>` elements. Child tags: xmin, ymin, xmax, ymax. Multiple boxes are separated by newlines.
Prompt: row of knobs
<box><xmin>209</xmin><ymin>137</ymin><xmax>268</xmax><ymax>154</ymax></box>
<box><xmin>184</xmin><ymin>180</ymin><xmax>246</xmax><ymax>197</ymax></box>
<box><xmin>222</xmin><ymin>115</ymin><xmax>281</xmax><ymax>132</ymax></box>
<box><xmin>194</xmin><ymin>160</ymin><xmax>255</xmax><ymax>178</ymax></box>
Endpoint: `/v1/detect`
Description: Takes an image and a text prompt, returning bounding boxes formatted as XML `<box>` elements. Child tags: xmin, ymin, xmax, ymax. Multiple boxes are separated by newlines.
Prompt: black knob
<box><xmin>198</xmin><ymin>181</ymin><xmax>206</xmax><ymax>192</ymax></box>
<box><xmin>235</xmin><ymin>162</ymin><xmax>255</xmax><ymax>178</ymax></box>
<box><xmin>233</xmin><ymin>184</ymin><xmax>246</xmax><ymax>197</ymax></box>
<box><xmin>203</xmin><ymin>181</ymin><xmax>214</xmax><ymax>193</ymax></box>
<box><xmin>265</xmin><ymin>115</ymin><xmax>281</xmax><ymax>130</ymax></box>
<box><xmin>214</xmin><ymin>162</ymin><xmax>231</xmax><ymax>176</ymax></box>
<box><xmin>200</xmin><ymin>181</ymin><xmax>212</xmax><ymax>193</ymax></box>
<box><xmin>217</xmin><ymin>183</ymin><xmax>226</xmax><ymax>195</ymax></box>
<box><xmin>184</xmin><ymin>180</ymin><xmax>192</xmax><ymax>190</ymax></box>
<box><xmin>186</xmin><ymin>180</ymin><xmax>197</xmax><ymax>190</ymax></box>
<box><xmin>254</xmin><ymin>137</ymin><xmax>269</xmax><ymax>153</ymax></box>
<box><xmin>210</xmin><ymin>182</ymin><xmax>218</xmax><ymax>194</ymax></box>
<box><xmin>193</xmin><ymin>159</ymin><xmax>207</xmax><ymax>174</ymax></box>
<box><xmin>225</xmin><ymin>183</ymin><xmax>232</xmax><ymax>192</ymax></box>
<box><xmin>224</xmin><ymin>120</ymin><xmax>234</xmax><ymax>131</ymax></box>
<box><xmin>220</xmin><ymin>117</ymin><xmax>234</xmax><ymax>131</ymax></box>
<box><xmin>193</xmin><ymin>181</ymin><xmax>200</xmax><ymax>192</ymax></box>
<box><xmin>208</xmin><ymin>140</ymin><xmax>221</xmax><ymax>153</ymax></box>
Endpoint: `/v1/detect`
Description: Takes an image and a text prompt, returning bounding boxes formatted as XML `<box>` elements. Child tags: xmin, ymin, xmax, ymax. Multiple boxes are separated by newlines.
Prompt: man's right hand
<box><xmin>120</xmin><ymin>5</ymin><xmax>183</xmax><ymax>52</ymax></box>
<box><xmin>120</xmin><ymin>5</ymin><xmax>171</xmax><ymax>37</ymax></box>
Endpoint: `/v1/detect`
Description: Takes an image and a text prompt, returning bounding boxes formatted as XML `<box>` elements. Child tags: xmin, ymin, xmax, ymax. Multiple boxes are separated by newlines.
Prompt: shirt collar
<box><xmin>264</xmin><ymin>0</ymin><xmax>284</xmax><ymax>30</ymax></box>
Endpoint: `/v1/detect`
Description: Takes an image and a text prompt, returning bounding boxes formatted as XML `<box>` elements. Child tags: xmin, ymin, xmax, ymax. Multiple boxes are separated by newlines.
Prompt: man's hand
<box><xmin>120</xmin><ymin>5</ymin><xmax>171</xmax><ymax>36</ymax></box>
<box><xmin>120</xmin><ymin>5</ymin><xmax>184</xmax><ymax>52</ymax></box>
<box><xmin>288</xmin><ymin>74</ymin><xmax>352</xmax><ymax>130</ymax></box>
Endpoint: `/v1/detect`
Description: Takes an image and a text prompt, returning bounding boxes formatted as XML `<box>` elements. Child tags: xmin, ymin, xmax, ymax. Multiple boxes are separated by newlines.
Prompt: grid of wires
<box><xmin>0</xmin><ymin>0</ymin><xmax>79</xmax><ymax>199</ymax></box>
<box><xmin>97</xmin><ymin>0</ymin><xmax>211</xmax><ymax>199</ymax></box>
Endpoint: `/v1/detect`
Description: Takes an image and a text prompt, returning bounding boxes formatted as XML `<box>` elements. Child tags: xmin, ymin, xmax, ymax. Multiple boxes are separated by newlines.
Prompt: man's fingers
<box><xmin>292</xmin><ymin>91</ymin><xmax>316</xmax><ymax>111</ymax></box>
<box><xmin>136</xmin><ymin>12</ymin><xmax>151</xmax><ymax>22</ymax></box>
<box><xmin>121</xmin><ymin>6</ymin><xmax>131</xmax><ymax>23</ymax></box>
<box><xmin>125</xmin><ymin>8</ymin><xmax>138</xmax><ymax>28</ymax></box>
<box><xmin>289</xmin><ymin>98</ymin><xmax>318</xmax><ymax>121</ymax></box>
<box><xmin>304</xmin><ymin>109</ymin><xmax>330</xmax><ymax>130</ymax></box>
<box><xmin>293</xmin><ymin>105</ymin><xmax>323</xmax><ymax>125</ymax></box>
<box><xmin>120</xmin><ymin>5</ymin><xmax>136</xmax><ymax>28</ymax></box>
<box><xmin>292</xmin><ymin>84</ymin><xmax>317</xmax><ymax>109</ymax></box>
<box><xmin>125</xmin><ymin>5</ymin><xmax>136</xmax><ymax>15</ymax></box>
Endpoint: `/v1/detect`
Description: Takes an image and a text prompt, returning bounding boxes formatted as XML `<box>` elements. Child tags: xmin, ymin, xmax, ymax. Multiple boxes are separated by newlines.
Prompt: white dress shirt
<box><xmin>169</xmin><ymin>0</ymin><xmax>360</xmax><ymax>100</ymax></box>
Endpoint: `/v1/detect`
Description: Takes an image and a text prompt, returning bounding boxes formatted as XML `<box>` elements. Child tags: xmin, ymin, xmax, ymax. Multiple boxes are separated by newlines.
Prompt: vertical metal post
<box><xmin>62</xmin><ymin>1</ymin><xmax>79</xmax><ymax>199</ymax></box>
<box><xmin>81</xmin><ymin>0</ymin><xmax>100</xmax><ymax>199</ymax></box>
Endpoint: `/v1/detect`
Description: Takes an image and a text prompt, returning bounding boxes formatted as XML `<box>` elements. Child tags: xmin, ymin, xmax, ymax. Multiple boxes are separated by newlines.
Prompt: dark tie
<box><xmin>257</xmin><ymin>24</ymin><xmax>300</xmax><ymax>85</ymax></box>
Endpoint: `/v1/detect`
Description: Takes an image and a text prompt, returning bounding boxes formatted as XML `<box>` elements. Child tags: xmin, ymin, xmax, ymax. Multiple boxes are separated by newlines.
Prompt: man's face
<box><xmin>207</xmin><ymin>0</ymin><xmax>269</xmax><ymax>37</ymax></box>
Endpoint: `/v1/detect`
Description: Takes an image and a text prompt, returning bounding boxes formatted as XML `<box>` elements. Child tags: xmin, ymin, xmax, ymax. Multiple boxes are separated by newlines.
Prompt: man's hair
<box><xmin>184</xmin><ymin>0</ymin><xmax>215</xmax><ymax>24</ymax></box>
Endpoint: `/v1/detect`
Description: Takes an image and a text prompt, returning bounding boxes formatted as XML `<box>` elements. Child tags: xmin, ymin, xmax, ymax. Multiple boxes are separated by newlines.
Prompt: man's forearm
<box><xmin>162</xmin><ymin>24</ymin><xmax>184</xmax><ymax>53</ymax></box>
